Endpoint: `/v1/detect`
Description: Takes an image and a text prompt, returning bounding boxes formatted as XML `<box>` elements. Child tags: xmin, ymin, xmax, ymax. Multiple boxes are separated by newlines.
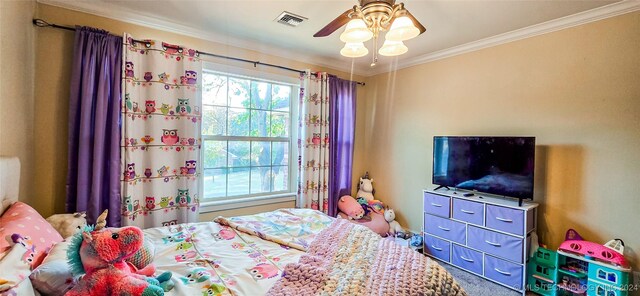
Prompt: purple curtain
<box><xmin>66</xmin><ymin>27</ymin><xmax>123</xmax><ymax>226</ymax></box>
<box><xmin>328</xmin><ymin>76</ymin><xmax>357</xmax><ymax>217</ymax></box>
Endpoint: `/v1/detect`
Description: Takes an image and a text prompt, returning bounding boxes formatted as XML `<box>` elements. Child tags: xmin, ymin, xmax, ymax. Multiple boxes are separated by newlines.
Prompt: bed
<box><xmin>0</xmin><ymin>157</ymin><xmax>467</xmax><ymax>295</ymax></box>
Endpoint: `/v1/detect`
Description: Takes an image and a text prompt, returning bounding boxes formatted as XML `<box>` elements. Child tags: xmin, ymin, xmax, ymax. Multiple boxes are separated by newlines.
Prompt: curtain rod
<box><xmin>32</xmin><ymin>19</ymin><xmax>365</xmax><ymax>86</ymax></box>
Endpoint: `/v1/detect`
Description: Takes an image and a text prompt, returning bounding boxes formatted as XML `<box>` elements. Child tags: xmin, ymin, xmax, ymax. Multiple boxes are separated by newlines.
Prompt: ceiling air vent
<box><xmin>275</xmin><ymin>11</ymin><xmax>307</xmax><ymax>27</ymax></box>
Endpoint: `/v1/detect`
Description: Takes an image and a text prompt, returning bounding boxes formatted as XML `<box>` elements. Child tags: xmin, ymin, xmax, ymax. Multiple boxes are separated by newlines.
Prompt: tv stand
<box><xmin>434</xmin><ymin>185</ymin><xmax>450</xmax><ymax>191</ymax></box>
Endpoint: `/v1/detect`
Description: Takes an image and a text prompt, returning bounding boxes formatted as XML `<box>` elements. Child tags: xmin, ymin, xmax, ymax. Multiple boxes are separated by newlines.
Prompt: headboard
<box><xmin>0</xmin><ymin>156</ymin><xmax>20</xmax><ymax>216</ymax></box>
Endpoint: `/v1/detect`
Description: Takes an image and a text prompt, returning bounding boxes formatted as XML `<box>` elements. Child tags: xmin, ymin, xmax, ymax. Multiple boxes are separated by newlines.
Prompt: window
<box><xmin>201</xmin><ymin>68</ymin><xmax>295</xmax><ymax>201</ymax></box>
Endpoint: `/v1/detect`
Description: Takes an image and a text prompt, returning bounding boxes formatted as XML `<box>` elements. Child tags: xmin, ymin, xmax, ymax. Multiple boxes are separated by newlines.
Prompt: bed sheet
<box><xmin>144</xmin><ymin>220</ymin><xmax>304</xmax><ymax>295</ymax></box>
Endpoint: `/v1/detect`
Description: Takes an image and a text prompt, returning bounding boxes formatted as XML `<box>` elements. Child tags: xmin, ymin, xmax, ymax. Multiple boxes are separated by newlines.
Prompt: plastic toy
<box><xmin>558</xmin><ymin>233</ymin><xmax>629</xmax><ymax>268</ymax></box>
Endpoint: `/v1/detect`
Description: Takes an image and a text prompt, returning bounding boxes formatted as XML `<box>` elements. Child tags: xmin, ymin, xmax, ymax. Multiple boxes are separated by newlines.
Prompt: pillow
<box><xmin>0</xmin><ymin>243</ymin><xmax>33</xmax><ymax>293</ymax></box>
<box><xmin>0</xmin><ymin>202</ymin><xmax>63</xmax><ymax>268</ymax></box>
<box><xmin>29</xmin><ymin>240</ymin><xmax>79</xmax><ymax>296</ymax></box>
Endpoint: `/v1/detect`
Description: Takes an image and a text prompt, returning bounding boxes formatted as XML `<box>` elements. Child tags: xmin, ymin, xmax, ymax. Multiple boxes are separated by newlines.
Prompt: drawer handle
<box><xmin>494</xmin><ymin>268</ymin><xmax>512</xmax><ymax>276</ymax></box>
<box><xmin>431</xmin><ymin>245</ymin><xmax>443</xmax><ymax>251</ymax></box>
<box><xmin>431</xmin><ymin>203</ymin><xmax>443</xmax><ymax>207</ymax></box>
<box><xmin>437</xmin><ymin>226</ymin><xmax>451</xmax><ymax>231</ymax></box>
<box><xmin>495</xmin><ymin>217</ymin><xmax>513</xmax><ymax>223</ymax></box>
<box><xmin>485</xmin><ymin>240</ymin><xmax>502</xmax><ymax>247</ymax></box>
<box><xmin>460</xmin><ymin>209</ymin><xmax>475</xmax><ymax>214</ymax></box>
<box><xmin>460</xmin><ymin>256</ymin><xmax>474</xmax><ymax>263</ymax></box>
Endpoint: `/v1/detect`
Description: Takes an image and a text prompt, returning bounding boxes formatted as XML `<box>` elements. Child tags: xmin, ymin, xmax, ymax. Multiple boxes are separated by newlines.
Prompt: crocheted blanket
<box><xmin>267</xmin><ymin>219</ymin><xmax>467</xmax><ymax>296</ymax></box>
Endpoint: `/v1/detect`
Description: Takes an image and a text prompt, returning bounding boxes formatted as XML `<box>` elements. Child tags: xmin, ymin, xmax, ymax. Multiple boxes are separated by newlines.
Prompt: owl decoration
<box><xmin>176</xmin><ymin>189</ymin><xmax>191</xmax><ymax>206</ymax></box>
<box><xmin>145</xmin><ymin>100</ymin><xmax>156</xmax><ymax>113</ymax></box>
<box><xmin>174</xmin><ymin>250</ymin><xmax>197</xmax><ymax>262</ymax></box>
<box><xmin>158</xmin><ymin>72</ymin><xmax>169</xmax><ymax>83</ymax></box>
<box><xmin>162</xmin><ymin>232</ymin><xmax>186</xmax><ymax>244</ymax></box>
<box><xmin>145</xmin><ymin>196</ymin><xmax>155</xmax><ymax>210</ymax></box>
<box><xmin>125</xmin><ymin>163</ymin><xmax>136</xmax><ymax>180</ymax></box>
<box><xmin>246</xmin><ymin>263</ymin><xmax>279</xmax><ymax>281</ymax></box>
<box><xmin>125</xmin><ymin>94</ymin><xmax>133</xmax><ymax>111</ymax></box>
<box><xmin>180</xmin><ymin>167</ymin><xmax>189</xmax><ymax>175</ymax></box>
<box><xmin>176</xmin><ymin>98</ymin><xmax>191</xmax><ymax>115</ymax></box>
<box><xmin>161</xmin><ymin>129</ymin><xmax>179</xmax><ymax>145</ymax></box>
<box><xmin>123</xmin><ymin>195</ymin><xmax>133</xmax><ymax>213</ymax></box>
<box><xmin>125</xmin><ymin>61</ymin><xmax>134</xmax><ymax>78</ymax></box>
<box><xmin>159</xmin><ymin>196</ymin><xmax>172</xmax><ymax>208</ymax></box>
<box><xmin>157</xmin><ymin>165</ymin><xmax>169</xmax><ymax>177</ymax></box>
<box><xmin>159</xmin><ymin>104</ymin><xmax>172</xmax><ymax>116</ymax></box>
<box><xmin>212</xmin><ymin>228</ymin><xmax>235</xmax><ymax>241</ymax></box>
<box><xmin>184</xmin><ymin>70</ymin><xmax>197</xmax><ymax>85</ymax></box>
<box><xmin>185</xmin><ymin>160</ymin><xmax>197</xmax><ymax>174</ymax></box>
<box><xmin>324</xmin><ymin>133</ymin><xmax>330</xmax><ymax>144</ymax></box>
<box><xmin>311</xmin><ymin>133</ymin><xmax>321</xmax><ymax>145</ymax></box>
<box><xmin>141</xmin><ymin>135</ymin><xmax>154</xmax><ymax>144</ymax></box>
<box><xmin>202</xmin><ymin>284</ymin><xmax>226</xmax><ymax>296</ymax></box>
<box><xmin>162</xmin><ymin>220</ymin><xmax>178</xmax><ymax>227</ymax></box>
<box><xmin>143</xmin><ymin>72</ymin><xmax>153</xmax><ymax>82</ymax></box>
<box><xmin>133</xmin><ymin>200</ymin><xmax>140</xmax><ymax>212</ymax></box>
<box><xmin>180</xmin><ymin>268</ymin><xmax>211</xmax><ymax>285</ymax></box>
<box><xmin>176</xmin><ymin>241</ymin><xmax>193</xmax><ymax>251</ymax></box>
<box><xmin>144</xmin><ymin>168</ymin><xmax>152</xmax><ymax>178</ymax></box>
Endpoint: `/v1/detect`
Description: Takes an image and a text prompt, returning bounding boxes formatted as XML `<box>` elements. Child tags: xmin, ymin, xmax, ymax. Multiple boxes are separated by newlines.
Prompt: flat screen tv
<box><xmin>432</xmin><ymin>136</ymin><xmax>535</xmax><ymax>200</ymax></box>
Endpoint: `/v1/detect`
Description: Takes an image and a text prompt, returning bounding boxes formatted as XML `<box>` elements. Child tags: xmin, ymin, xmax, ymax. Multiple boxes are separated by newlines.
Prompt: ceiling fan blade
<box><xmin>314</xmin><ymin>9</ymin><xmax>352</xmax><ymax>37</ymax></box>
<box><xmin>405</xmin><ymin>10</ymin><xmax>426</xmax><ymax>34</ymax></box>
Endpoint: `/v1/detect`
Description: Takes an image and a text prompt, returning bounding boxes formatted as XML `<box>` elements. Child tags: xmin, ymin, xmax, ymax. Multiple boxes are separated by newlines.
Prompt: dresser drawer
<box><xmin>424</xmin><ymin>235</ymin><xmax>450</xmax><ymax>262</ymax></box>
<box><xmin>484</xmin><ymin>255</ymin><xmax>524</xmax><ymax>290</ymax></box>
<box><xmin>486</xmin><ymin>205</ymin><xmax>525</xmax><ymax>236</ymax></box>
<box><xmin>423</xmin><ymin>192</ymin><xmax>450</xmax><ymax>218</ymax></box>
<box><xmin>452</xmin><ymin>198</ymin><xmax>484</xmax><ymax>226</ymax></box>
<box><xmin>467</xmin><ymin>226</ymin><xmax>523</xmax><ymax>263</ymax></box>
<box><xmin>424</xmin><ymin>214</ymin><xmax>466</xmax><ymax>244</ymax></box>
<box><xmin>451</xmin><ymin>244</ymin><xmax>483</xmax><ymax>275</ymax></box>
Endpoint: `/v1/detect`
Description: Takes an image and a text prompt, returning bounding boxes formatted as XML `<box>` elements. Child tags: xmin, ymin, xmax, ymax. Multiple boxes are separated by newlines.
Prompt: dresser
<box><xmin>422</xmin><ymin>187</ymin><xmax>538</xmax><ymax>295</ymax></box>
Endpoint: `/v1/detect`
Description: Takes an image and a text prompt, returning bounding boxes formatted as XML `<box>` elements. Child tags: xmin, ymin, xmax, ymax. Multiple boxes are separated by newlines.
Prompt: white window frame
<box><xmin>199</xmin><ymin>62</ymin><xmax>299</xmax><ymax>212</ymax></box>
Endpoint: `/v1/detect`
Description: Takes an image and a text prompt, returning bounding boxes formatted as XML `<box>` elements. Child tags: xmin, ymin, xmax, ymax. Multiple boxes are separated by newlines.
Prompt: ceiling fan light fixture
<box><xmin>386</xmin><ymin>16</ymin><xmax>420</xmax><ymax>41</ymax></box>
<box><xmin>339</xmin><ymin>18</ymin><xmax>373</xmax><ymax>43</ymax></box>
<box><xmin>340</xmin><ymin>42</ymin><xmax>369</xmax><ymax>58</ymax></box>
<box><xmin>378</xmin><ymin>40</ymin><xmax>408</xmax><ymax>56</ymax></box>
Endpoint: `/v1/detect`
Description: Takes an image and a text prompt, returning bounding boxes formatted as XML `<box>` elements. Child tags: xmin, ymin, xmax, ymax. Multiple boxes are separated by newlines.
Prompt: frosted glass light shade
<box><xmin>386</xmin><ymin>16</ymin><xmax>419</xmax><ymax>41</ymax></box>
<box><xmin>340</xmin><ymin>19</ymin><xmax>373</xmax><ymax>43</ymax></box>
<box><xmin>378</xmin><ymin>40</ymin><xmax>408</xmax><ymax>56</ymax></box>
<box><xmin>340</xmin><ymin>42</ymin><xmax>369</xmax><ymax>58</ymax></box>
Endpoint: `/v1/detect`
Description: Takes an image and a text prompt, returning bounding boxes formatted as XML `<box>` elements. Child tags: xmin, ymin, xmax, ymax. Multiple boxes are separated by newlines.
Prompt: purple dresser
<box><xmin>422</xmin><ymin>188</ymin><xmax>538</xmax><ymax>295</ymax></box>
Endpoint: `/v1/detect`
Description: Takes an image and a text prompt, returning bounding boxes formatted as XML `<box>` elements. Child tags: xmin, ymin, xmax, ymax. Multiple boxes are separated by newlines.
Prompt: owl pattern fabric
<box><xmin>120</xmin><ymin>33</ymin><xmax>202</xmax><ymax>228</ymax></box>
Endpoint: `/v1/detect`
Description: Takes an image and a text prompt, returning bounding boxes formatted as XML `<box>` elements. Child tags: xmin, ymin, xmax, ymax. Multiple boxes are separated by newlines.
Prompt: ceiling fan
<box><xmin>314</xmin><ymin>0</ymin><xmax>426</xmax><ymax>65</ymax></box>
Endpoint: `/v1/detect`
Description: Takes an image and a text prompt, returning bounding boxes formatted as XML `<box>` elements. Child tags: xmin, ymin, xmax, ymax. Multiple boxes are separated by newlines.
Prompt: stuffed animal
<box><xmin>66</xmin><ymin>210</ymin><xmax>173</xmax><ymax>296</ymax></box>
<box><xmin>384</xmin><ymin>208</ymin><xmax>405</xmax><ymax>236</ymax></box>
<box><xmin>46</xmin><ymin>212</ymin><xmax>87</xmax><ymax>238</ymax></box>
<box><xmin>356</xmin><ymin>177</ymin><xmax>375</xmax><ymax>201</ymax></box>
<box><xmin>338</xmin><ymin>195</ymin><xmax>365</xmax><ymax>220</ymax></box>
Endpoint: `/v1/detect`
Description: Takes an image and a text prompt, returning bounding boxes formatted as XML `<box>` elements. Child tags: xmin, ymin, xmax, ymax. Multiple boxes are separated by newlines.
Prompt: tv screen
<box><xmin>432</xmin><ymin>136</ymin><xmax>535</xmax><ymax>199</ymax></box>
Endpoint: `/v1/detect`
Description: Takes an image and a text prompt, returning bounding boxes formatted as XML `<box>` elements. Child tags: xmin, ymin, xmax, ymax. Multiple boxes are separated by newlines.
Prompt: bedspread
<box><xmin>145</xmin><ymin>219</ymin><xmax>305</xmax><ymax>295</ymax></box>
<box><xmin>267</xmin><ymin>218</ymin><xmax>468</xmax><ymax>296</ymax></box>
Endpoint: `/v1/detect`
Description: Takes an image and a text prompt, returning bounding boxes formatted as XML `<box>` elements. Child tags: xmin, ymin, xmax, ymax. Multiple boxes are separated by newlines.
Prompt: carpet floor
<box><xmin>441</xmin><ymin>261</ymin><xmax>534</xmax><ymax>296</ymax></box>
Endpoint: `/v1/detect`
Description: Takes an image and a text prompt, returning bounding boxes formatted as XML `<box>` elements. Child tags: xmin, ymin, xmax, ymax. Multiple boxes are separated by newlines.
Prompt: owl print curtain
<box><xmin>297</xmin><ymin>72</ymin><xmax>330</xmax><ymax>214</ymax></box>
<box><xmin>120</xmin><ymin>33</ymin><xmax>202</xmax><ymax>228</ymax></box>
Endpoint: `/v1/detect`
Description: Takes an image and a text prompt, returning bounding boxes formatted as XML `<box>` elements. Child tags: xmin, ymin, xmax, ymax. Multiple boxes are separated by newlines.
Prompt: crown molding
<box><xmin>36</xmin><ymin>0</ymin><xmax>372</xmax><ymax>76</ymax></box>
<box><xmin>368</xmin><ymin>0</ymin><xmax>640</xmax><ymax>76</ymax></box>
<box><xmin>37</xmin><ymin>0</ymin><xmax>639</xmax><ymax>78</ymax></box>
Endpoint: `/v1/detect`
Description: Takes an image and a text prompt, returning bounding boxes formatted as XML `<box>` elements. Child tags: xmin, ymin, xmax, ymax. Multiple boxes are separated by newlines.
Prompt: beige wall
<box><xmin>363</xmin><ymin>12</ymin><xmax>640</xmax><ymax>271</ymax></box>
<box><xmin>33</xmin><ymin>4</ymin><xmax>366</xmax><ymax>218</ymax></box>
<box><xmin>0</xmin><ymin>0</ymin><xmax>37</xmax><ymax>208</ymax></box>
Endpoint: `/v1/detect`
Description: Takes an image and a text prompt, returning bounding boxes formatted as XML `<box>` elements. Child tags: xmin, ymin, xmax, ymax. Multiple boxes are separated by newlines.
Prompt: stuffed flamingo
<box><xmin>65</xmin><ymin>210</ymin><xmax>173</xmax><ymax>296</ymax></box>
